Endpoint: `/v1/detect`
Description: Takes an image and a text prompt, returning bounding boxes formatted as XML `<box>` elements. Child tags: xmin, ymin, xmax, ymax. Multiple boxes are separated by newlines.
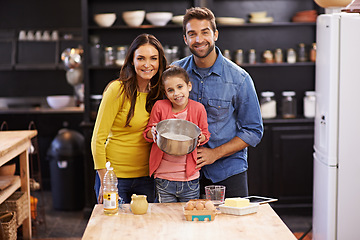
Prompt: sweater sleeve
<box><xmin>91</xmin><ymin>81</ymin><xmax>122</xmax><ymax>170</ymax></box>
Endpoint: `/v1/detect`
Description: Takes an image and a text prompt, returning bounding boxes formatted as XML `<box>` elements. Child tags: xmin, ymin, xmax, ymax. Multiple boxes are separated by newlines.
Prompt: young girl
<box><xmin>144</xmin><ymin>65</ymin><xmax>210</xmax><ymax>203</ymax></box>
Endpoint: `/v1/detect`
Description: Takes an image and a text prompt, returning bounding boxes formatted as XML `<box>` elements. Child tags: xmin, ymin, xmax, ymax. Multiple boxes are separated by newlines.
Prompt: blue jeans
<box><xmin>94</xmin><ymin>172</ymin><xmax>155</xmax><ymax>203</ymax></box>
<box><xmin>155</xmin><ymin>178</ymin><xmax>200</xmax><ymax>203</ymax></box>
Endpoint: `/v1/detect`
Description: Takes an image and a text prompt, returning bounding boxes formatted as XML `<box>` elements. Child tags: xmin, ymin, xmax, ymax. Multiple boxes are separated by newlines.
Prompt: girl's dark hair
<box><xmin>161</xmin><ymin>65</ymin><xmax>190</xmax><ymax>92</ymax></box>
<box><xmin>183</xmin><ymin>7</ymin><xmax>217</xmax><ymax>35</ymax></box>
<box><xmin>106</xmin><ymin>33</ymin><xmax>166</xmax><ymax>127</ymax></box>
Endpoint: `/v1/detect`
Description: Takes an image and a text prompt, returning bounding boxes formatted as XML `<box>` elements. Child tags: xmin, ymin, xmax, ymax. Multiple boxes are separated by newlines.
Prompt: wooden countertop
<box><xmin>0</xmin><ymin>130</ymin><xmax>37</xmax><ymax>166</ymax></box>
<box><xmin>82</xmin><ymin>203</ymin><xmax>296</xmax><ymax>240</ymax></box>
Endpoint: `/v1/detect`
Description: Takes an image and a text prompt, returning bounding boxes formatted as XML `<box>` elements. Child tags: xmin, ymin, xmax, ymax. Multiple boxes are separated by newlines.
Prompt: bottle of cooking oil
<box><xmin>103</xmin><ymin>162</ymin><xmax>118</xmax><ymax>215</ymax></box>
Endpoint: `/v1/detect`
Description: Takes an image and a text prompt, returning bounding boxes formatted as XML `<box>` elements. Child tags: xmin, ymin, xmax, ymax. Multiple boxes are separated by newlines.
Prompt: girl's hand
<box><xmin>197</xmin><ymin>133</ymin><xmax>204</xmax><ymax>146</ymax></box>
<box><xmin>151</xmin><ymin>126</ymin><xmax>157</xmax><ymax>143</ymax></box>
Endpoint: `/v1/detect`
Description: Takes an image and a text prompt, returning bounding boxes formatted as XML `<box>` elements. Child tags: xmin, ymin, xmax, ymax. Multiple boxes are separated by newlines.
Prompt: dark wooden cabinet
<box><xmin>248</xmin><ymin>119</ymin><xmax>314</xmax><ymax>210</ymax></box>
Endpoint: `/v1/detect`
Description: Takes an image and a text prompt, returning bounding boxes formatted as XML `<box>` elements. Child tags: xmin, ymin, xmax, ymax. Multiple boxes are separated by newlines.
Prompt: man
<box><xmin>173</xmin><ymin>7</ymin><xmax>263</xmax><ymax>198</ymax></box>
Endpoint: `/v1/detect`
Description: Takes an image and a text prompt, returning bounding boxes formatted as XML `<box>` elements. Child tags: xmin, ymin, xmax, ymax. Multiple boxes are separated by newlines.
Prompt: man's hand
<box><xmin>196</xmin><ymin>136</ymin><xmax>249</xmax><ymax>169</ymax></box>
<box><xmin>196</xmin><ymin>146</ymin><xmax>217</xmax><ymax>168</ymax></box>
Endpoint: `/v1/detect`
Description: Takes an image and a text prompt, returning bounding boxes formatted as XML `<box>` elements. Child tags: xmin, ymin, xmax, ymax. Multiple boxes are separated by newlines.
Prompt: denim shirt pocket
<box><xmin>207</xmin><ymin>99</ymin><xmax>231</xmax><ymax>133</ymax></box>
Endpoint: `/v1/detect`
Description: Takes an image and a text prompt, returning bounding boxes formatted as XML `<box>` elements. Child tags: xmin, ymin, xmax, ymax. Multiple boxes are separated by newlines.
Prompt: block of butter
<box><xmin>224</xmin><ymin>198</ymin><xmax>250</xmax><ymax>208</ymax></box>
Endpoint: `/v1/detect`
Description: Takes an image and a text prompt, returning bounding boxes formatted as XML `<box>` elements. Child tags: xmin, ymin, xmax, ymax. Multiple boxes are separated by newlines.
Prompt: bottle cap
<box><xmin>282</xmin><ymin>91</ymin><xmax>296</xmax><ymax>97</ymax></box>
<box><xmin>106</xmin><ymin>161</ymin><xmax>113</xmax><ymax>171</ymax></box>
<box><xmin>305</xmin><ymin>91</ymin><xmax>315</xmax><ymax>96</ymax></box>
<box><xmin>261</xmin><ymin>91</ymin><xmax>275</xmax><ymax>97</ymax></box>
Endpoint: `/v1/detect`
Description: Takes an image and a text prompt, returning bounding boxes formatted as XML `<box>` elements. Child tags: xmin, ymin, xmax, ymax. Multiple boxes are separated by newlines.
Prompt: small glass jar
<box><xmin>104</xmin><ymin>46</ymin><xmax>115</xmax><ymax>66</ymax></box>
<box><xmin>297</xmin><ymin>43</ymin><xmax>307</xmax><ymax>62</ymax></box>
<box><xmin>303</xmin><ymin>91</ymin><xmax>316</xmax><ymax>118</ymax></box>
<box><xmin>262</xmin><ymin>50</ymin><xmax>274</xmax><ymax>63</ymax></box>
<box><xmin>287</xmin><ymin>48</ymin><xmax>296</xmax><ymax>64</ymax></box>
<box><xmin>90</xmin><ymin>43</ymin><xmax>102</xmax><ymax>66</ymax></box>
<box><xmin>235</xmin><ymin>49</ymin><xmax>243</xmax><ymax>65</ymax></box>
<box><xmin>310</xmin><ymin>43</ymin><xmax>316</xmax><ymax>62</ymax></box>
<box><xmin>116</xmin><ymin>46</ymin><xmax>126</xmax><ymax>67</ymax></box>
<box><xmin>274</xmin><ymin>48</ymin><xmax>283</xmax><ymax>63</ymax></box>
<box><xmin>260</xmin><ymin>91</ymin><xmax>277</xmax><ymax>119</ymax></box>
<box><xmin>282</xmin><ymin>91</ymin><xmax>297</xmax><ymax>118</ymax></box>
<box><xmin>223</xmin><ymin>49</ymin><xmax>231</xmax><ymax>60</ymax></box>
<box><xmin>248</xmin><ymin>49</ymin><xmax>256</xmax><ymax>64</ymax></box>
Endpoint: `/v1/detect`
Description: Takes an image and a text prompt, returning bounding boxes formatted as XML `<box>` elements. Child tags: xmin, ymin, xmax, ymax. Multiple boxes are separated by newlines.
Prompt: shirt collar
<box><xmin>189</xmin><ymin>46</ymin><xmax>224</xmax><ymax>77</ymax></box>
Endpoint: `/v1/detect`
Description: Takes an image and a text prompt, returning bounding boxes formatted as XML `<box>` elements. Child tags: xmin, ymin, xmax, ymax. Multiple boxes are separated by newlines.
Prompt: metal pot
<box><xmin>156</xmin><ymin>119</ymin><xmax>200</xmax><ymax>156</ymax></box>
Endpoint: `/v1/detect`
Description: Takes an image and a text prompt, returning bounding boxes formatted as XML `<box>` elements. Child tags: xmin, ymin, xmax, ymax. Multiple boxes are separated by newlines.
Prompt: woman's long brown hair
<box><xmin>108</xmin><ymin>33</ymin><xmax>166</xmax><ymax>127</ymax></box>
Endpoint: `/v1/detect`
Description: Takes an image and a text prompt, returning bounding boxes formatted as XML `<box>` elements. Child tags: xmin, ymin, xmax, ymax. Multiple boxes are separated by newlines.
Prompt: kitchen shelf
<box><xmin>0</xmin><ymin>107</ymin><xmax>84</xmax><ymax>115</ymax></box>
<box><xmin>217</xmin><ymin>22</ymin><xmax>316</xmax><ymax>27</ymax></box>
<box><xmin>241</xmin><ymin>62</ymin><xmax>315</xmax><ymax>67</ymax></box>
<box><xmin>88</xmin><ymin>65</ymin><xmax>121</xmax><ymax>70</ymax></box>
<box><xmin>89</xmin><ymin>24</ymin><xmax>182</xmax><ymax>30</ymax></box>
<box><xmin>0</xmin><ymin>176</ymin><xmax>21</xmax><ymax>204</ymax></box>
<box><xmin>89</xmin><ymin>22</ymin><xmax>315</xmax><ymax>30</ymax></box>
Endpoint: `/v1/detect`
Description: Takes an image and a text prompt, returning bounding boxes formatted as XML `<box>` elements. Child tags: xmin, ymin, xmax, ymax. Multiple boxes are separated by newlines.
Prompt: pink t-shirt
<box><xmin>154</xmin><ymin>107</ymin><xmax>200</xmax><ymax>181</ymax></box>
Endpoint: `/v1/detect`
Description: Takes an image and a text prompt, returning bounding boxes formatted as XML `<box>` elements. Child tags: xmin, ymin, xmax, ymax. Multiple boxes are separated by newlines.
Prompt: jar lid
<box><xmin>282</xmin><ymin>91</ymin><xmax>296</xmax><ymax>96</ymax></box>
<box><xmin>90</xmin><ymin>94</ymin><xmax>103</xmax><ymax>100</ymax></box>
<box><xmin>261</xmin><ymin>91</ymin><xmax>275</xmax><ymax>97</ymax></box>
<box><xmin>305</xmin><ymin>91</ymin><xmax>315</xmax><ymax>96</ymax></box>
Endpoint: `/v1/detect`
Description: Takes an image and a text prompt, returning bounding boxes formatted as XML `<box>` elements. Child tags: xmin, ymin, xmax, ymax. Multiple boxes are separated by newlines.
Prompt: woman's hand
<box><xmin>98</xmin><ymin>184</ymin><xmax>104</xmax><ymax>203</ymax></box>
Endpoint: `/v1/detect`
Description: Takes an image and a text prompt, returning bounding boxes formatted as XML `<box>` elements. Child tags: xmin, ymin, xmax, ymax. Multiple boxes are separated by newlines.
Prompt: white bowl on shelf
<box><xmin>172</xmin><ymin>15</ymin><xmax>184</xmax><ymax>25</ymax></box>
<box><xmin>46</xmin><ymin>95</ymin><xmax>72</xmax><ymax>109</ymax></box>
<box><xmin>216</xmin><ymin>17</ymin><xmax>245</xmax><ymax>26</ymax></box>
<box><xmin>146</xmin><ymin>12</ymin><xmax>173</xmax><ymax>26</ymax></box>
<box><xmin>249</xmin><ymin>17</ymin><xmax>274</xmax><ymax>24</ymax></box>
<box><xmin>94</xmin><ymin>13</ymin><xmax>117</xmax><ymax>27</ymax></box>
<box><xmin>122</xmin><ymin>10</ymin><xmax>145</xmax><ymax>27</ymax></box>
<box><xmin>249</xmin><ymin>11</ymin><xmax>267</xmax><ymax>19</ymax></box>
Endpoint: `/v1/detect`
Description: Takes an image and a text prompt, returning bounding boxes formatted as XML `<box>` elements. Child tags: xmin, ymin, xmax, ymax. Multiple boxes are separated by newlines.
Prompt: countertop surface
<box><xmin>82</xmin><ymin>202</ymin><xmax>296</xmax><ymax>240</ymax></box>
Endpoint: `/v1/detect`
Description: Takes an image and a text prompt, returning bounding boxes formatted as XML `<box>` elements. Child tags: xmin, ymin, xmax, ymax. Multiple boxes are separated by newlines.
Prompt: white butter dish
<box><xmin>219</xmin><ymin>203</ymin><xmax>259</xmax><ymax>216</ymax></box>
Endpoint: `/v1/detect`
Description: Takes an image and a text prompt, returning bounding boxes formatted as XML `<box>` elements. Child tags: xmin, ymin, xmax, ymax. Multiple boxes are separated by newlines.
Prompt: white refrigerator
<box><xmin>313</xmin><ymin>12</ymin><xmax>360</xmax><ymax>240</ymax></box>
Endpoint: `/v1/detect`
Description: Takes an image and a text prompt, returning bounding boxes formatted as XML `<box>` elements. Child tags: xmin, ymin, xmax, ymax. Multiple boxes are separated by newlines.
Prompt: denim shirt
<box><xmin>172</xmin><ymin>47</ymin><xmax>263</xmax><ymax>182</ymax></box>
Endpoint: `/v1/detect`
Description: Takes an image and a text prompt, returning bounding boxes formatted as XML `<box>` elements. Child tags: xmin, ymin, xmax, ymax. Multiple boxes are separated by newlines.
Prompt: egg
<box><xmin>185</xmin><ymin>201</ymin><xmax>194</xmax><ymax>210</ymax></box>
<box><xmin>195</xmin><ymin>202</ymin><xmax>205</xmax><ymax>210</ymax></box>
<box><xmin>205</xmin><ymin>201</ymin><xmax>215</xmax><ymax>210</ymax></box>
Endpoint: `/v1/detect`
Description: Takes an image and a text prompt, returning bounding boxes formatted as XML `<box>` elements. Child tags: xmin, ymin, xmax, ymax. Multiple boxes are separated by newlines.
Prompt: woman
<box><xmin>91</xmin><ymin>33</ymin><xmax>167</xmax><ymax>203</ymax></box>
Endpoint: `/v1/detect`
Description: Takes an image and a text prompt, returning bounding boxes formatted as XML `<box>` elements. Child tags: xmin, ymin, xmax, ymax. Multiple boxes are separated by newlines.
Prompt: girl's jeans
<box><xmin>155</xmin><ymin>178</ymin><xmax>200</xmax><ymax>203</ymax></box>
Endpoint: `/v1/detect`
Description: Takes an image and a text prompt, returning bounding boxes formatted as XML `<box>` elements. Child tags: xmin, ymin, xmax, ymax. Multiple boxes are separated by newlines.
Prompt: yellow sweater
<box><xmin>91</xmin><ymin>81</ymin><xmax>151</xmax><ymax>178</ymax></box>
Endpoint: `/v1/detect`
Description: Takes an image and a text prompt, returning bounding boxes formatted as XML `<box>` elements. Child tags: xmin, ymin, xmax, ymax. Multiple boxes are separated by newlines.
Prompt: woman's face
<box><xmin>133</xmin><ymin>43</ymin><xmax>160</xmax><ymax>83</ymax></box>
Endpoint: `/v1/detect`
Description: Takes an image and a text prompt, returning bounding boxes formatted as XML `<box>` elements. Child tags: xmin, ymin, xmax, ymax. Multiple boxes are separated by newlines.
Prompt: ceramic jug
<box><xmin>130</xmin><ymin>194</ymin><xmax>148</xmax><ymax>215</ymax></box>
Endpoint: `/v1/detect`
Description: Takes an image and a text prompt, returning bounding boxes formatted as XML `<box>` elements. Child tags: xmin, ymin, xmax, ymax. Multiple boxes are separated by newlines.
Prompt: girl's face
<box><xmin>133</xmin><ymin>43</ymin><xmax>159</xmax><ymax>83</ymax></box>
<box><xmin>163</xmin><ymin>75</ymin><xmax>192</xmax><ymax>112</ymax></box>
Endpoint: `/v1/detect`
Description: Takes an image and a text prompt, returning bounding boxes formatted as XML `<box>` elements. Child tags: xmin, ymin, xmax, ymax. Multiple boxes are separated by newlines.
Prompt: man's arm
<box><xmin>196</xmin><ymin>136</ymin><xmax>249</xmax><ymax>168</ymax></box>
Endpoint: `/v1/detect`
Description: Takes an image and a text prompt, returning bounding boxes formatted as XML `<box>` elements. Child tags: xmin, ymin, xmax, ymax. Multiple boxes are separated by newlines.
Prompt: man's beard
<box><xmin>189</xmin><ymin>42</ymin><xmax>215</xmax><ymax>59</ymax></box>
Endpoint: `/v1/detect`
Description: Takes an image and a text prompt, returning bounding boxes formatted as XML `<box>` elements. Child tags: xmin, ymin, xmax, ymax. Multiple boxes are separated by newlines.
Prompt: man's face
<box><xmin>184</xmin><ymin>19</ymin><xmax>218</xmax><ymax>59</ymax></box>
